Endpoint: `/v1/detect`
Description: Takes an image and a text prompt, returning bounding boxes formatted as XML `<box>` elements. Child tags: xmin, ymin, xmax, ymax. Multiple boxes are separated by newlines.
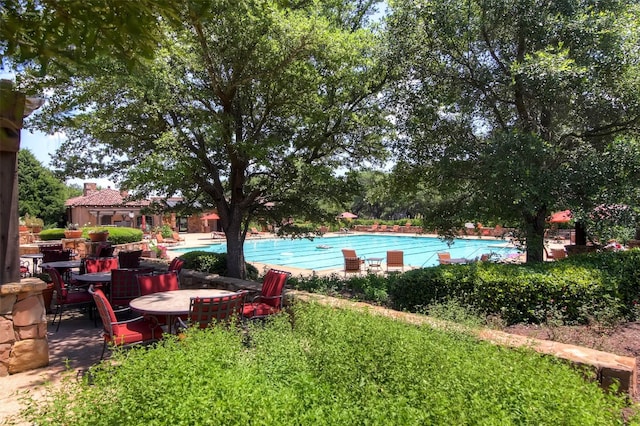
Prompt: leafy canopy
<box><xmin>387</xmin><ymin>0</ymin><xmax>640</xmax><ymax>261</ymax></box>
<box><xmin>17</xmin><ymin>149</ymin><xmax>66</xmax><ymax>227</ymax></box>
<box><xmin>21</xmin><ymin>0</ymin><xmax>389</xmax><ymax>277</ymax></box>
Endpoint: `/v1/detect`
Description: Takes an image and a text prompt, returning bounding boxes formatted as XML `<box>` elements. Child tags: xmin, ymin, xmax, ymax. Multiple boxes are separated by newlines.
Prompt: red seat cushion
<box><xmin>59</xmin><ymin>290</ymin><xmax>93</xmax><ymax>304</ymax></box>
<box><xmin>138</xmin><ymin>272</ymin><xmax>179</xmax><ymax>296</ymax></box>
<box><xmin>85</xmin><ymin>257</ymin><xmax>119</xmax><ymax>273</ymax></box>
<box><xmin>242</xmin><ymin>302</ymin><xmax>281</xmax><ymax>318</ymax></box>
<box><xmin>109</xmin><ymin>321</ymin><xmax>163</xmax><ymax>346</ymax></box>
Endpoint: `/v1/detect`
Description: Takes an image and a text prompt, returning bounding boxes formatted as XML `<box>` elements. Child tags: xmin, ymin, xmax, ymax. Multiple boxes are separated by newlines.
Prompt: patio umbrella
<box><xmin>548</xmin><ymin>210</ymin><xmax>572</xmax><ymax>223</ymax></box>
<box><xmin>338</xmin><ymin>212</ymin><xmax>358</xmax><ymax>219</ymax></box>
<box><xmin>202</xmin><ymin>213</ymin><xmax>220</xmax><ymax>220</ymax></box>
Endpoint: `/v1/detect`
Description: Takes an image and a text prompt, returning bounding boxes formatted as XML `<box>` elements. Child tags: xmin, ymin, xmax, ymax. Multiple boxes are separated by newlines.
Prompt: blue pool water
<box><xmin>171</xmin><ymin>235</ymin><xmax>519</xmax><ymax>271</ymax></box>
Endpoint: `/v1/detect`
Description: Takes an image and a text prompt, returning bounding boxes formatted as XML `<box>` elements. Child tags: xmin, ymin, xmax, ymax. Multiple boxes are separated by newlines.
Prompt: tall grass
<box><xmin>22</xmin><ymin>303</ymin><xmax>632</xmax><ymax>425</ymax></box>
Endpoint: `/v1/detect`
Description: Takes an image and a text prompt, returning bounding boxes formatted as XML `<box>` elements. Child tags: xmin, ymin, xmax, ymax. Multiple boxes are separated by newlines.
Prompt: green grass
<box><xmin>22</xmin><ymin>303</ymin><xmax>634</xmax><ymax>425</ymax></box>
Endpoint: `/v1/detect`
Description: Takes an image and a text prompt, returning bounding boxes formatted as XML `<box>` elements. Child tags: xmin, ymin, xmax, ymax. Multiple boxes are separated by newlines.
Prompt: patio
<box><xmin>0</xmin><ymin>231</ymin><xmax>609</xmax><ymax>422</ymax></box>
<box><xmin>0</xmin><ymin>312</ymin><xmax>103</xmax><ymax>423</ymax></box>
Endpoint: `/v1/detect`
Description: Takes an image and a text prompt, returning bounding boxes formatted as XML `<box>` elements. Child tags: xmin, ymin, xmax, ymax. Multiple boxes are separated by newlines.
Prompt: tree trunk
<box><xmin>224</xmin><ymin>219</ymin><xmax>246</xmax><ymax>279</ymax></box>
<box><xmin>574</xmin><ymin>221</ymin><xmax>587</xmax><ymax>246</ymax></box>
<box><xmin>524</xmin><ymin>211</ymin><xmax>546</xmax><ymax>263</ymax></box>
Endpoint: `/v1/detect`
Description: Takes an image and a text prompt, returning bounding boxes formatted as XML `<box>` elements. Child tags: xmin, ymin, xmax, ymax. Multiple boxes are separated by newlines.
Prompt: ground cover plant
<box><xmin>289</xmin><ymin>250</ymin><xmax>640</xmax><ymax>327</ymax></box>
<box><xmin>21</xmin><ymin>303</ymin><xmax>634</xmax><ymax>425</ymax></box>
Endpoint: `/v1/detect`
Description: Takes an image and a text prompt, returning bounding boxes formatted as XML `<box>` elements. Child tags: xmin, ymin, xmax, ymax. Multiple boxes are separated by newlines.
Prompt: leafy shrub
<box><xmin>289</xmin><ymin>272</ymin><xmax>402</xmax><ymax>305</ymax></box>
<box><xmin>38</xmin><ymin>228</ymin><xmax>65</xmax><ymax>241</ymax></box>
<box><xmin>180</xmin><ymin>250</ymin><xmax>258</xmax><ymax>279</ymax></box>
<box><xmin>389</xmin><ymin>252</ymin><xmax>640</xmax><ymax>325</ymax></box>
<box><xmin>21</xmin><ymin>303</ymin><xmax>631</xmax><ymax>425</ymax></box>
<box><xmin>96</xmin><ymin>227</ymin><xmax>143</xmax><ymax>244</ymax></box>
<box><xmin>288</xmin><ymin>250</ymin><xmax>640</xmax><ymax>326</ymax></box>
<box><xmin>38</xmin><ymin>227</ymin><xmax>143</xmax><ymax>244</ymax></box>
<box><xmin>153</xmin><ymin>224</ymin><xmax>174</xmax><ymax>238</ymax></box>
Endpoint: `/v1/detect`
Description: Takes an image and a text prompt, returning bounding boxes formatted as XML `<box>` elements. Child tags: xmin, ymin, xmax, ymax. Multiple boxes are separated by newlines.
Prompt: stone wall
<box><xmin>0</xmin><ymin>278</ymin><xmax>49</xmax><ymax>376</ymax></box>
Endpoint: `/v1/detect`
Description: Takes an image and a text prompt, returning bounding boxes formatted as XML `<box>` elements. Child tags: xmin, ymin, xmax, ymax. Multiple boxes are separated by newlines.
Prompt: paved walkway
<box><xmin>1</xmin><ymin>312</ymin><xmax>103</xmax><ymax>424</ymax></box>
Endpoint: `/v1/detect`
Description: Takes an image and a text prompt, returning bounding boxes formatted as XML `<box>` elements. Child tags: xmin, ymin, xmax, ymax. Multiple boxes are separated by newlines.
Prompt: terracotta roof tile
<box><xmin>65</xmin><ymin>188</ymin><xmax>150</xmax><ymax>207</ymax></box>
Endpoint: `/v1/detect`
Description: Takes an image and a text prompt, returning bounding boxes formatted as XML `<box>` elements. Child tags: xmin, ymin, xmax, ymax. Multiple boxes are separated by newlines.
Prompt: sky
<box><xmin>2</xmin><ymin>2</ymin><xmax>387</xmax><ymax>191</ymax></box>
<box><xmin>22</xmin><ymin>127</ymin><xmax>117</xmax><ymax>190</ymax></box>
<box><xmin>2</xmin><ymin>72</ymin><xmax>116</xmax><ymax>189</ymax></box>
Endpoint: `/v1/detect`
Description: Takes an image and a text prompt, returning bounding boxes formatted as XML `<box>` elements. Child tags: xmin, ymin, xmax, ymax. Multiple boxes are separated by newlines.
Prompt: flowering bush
<box><xmin>65</xmin><ymin>223</ymin><xmax>80</xmax><ymax>230</ymax></box>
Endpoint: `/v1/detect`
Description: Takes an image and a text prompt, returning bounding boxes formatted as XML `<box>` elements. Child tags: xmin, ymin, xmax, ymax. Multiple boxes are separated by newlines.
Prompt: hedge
<box><xmin>38</xmin><ymin>227</ymin><xmax>143</xmax><ymax>244</ymax></box>
<box><xmin>389</xmin><ymin>250</ymin><xmax>640</xmax><ymax>325</ymax></box>
<box><xmin>179</xmin><ymin>250</ymin><xmax>258</xmax><ymax>279</ymax></box>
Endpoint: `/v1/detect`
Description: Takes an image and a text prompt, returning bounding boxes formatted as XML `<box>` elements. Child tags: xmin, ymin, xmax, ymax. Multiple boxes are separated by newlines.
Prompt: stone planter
<box><xmin>142</xmin><ymin>250</ymin><xmax>156</xmax><ymax>258</ymax></box>
<box><xmin>89</xmin><ymin>231</ymin><xmax>109</xmax><ymax>242</ymax></box>
<box><xmin>64</xmin><ymin>230</ymin><xmax>83</xmax><ymax>239</ymax></box>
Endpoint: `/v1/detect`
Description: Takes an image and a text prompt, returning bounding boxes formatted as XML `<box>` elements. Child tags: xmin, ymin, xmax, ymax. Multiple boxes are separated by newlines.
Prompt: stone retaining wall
<box><xmin>0</xmin><ymin>278</ymin><xmax>49</xmax><ymax>376</ymax></box>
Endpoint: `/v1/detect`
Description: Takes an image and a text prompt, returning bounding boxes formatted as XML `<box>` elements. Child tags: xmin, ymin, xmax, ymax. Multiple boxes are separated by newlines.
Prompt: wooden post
<box><xmin>0</xmin><ymin>80</ymin><xmax>26</xmax><ymax>284</ymax></box>
<box><xmin>0</xmin><ymin>80</ymin><xmax>41</xmax><ymax>284</ymax></box>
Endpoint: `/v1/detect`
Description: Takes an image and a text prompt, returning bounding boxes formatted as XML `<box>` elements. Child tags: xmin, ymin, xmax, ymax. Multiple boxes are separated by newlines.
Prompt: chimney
<box><xmin>83</xmin><ymin>182</ymin><xmax>97</xmax><ymax>196</ymax></box>
<box><xmin>120</xmin><ymin>190</ymin><xmax>129</xmax><ymax>198</ymax></box>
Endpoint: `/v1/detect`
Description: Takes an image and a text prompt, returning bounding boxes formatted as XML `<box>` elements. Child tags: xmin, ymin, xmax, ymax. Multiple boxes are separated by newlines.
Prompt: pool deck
<box><xmin>168</xmin><ymin>231</ymin><xmax>441</xmax><ymax>277</ymax></box>
<box><xmin>167</xmin><ymin>231</ymin><xmax>567</xmax><ymax>278</ymax></box>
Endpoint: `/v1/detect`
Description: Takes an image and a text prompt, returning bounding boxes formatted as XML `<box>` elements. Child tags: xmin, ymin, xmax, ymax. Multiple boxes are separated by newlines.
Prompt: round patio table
<box><xmin>130</xmin><ymin>289</ymin><xmax>235</xmax><ymax>333</ymax></box>
<box><xmin>74</xmin><ymin>271</ymin><xmax>112</xmax><ymax>285</ymax></box>
<box><xmin>40</xmin><ymin>260</ymin><xmax>82</xmax><ymax>270</ymax></box>
<box><xmin>41</xmin><ymin>260</ymin><xmax>83</xmax><ymax>284</ymax></box>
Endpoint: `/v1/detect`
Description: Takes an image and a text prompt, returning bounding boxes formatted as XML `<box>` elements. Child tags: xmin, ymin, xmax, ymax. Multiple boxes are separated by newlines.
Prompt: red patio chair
<box><xmin>242</xmin><ymin>269</ymin><xmax>291</xmax><ymax>320</ymax></box>
<box><xmin>92</xmin><ymin>288</ymin><xmax>163</xmax><ymax>359</ymax></box>
<box><xmin>39</xmin><ymin>243</ymin><xmax>63</xmax><ymax>253</ymax></box>
<box><xmin>118</xmin><ymin>250</ymin><xmax>142</xmax><ymax>269</ymax></box>
<box><xmin>44</xmin><ymin>266</ymin><xmax>93</xmax><ymax>332</ymax></box>
<box><xmin>179</xmin><ymin>291</ymin><xmax>248</xmax><ymax>329</ymax></box>
<box><xmin>20</xmin><ymin>260</ymin><xmax>31</xmax><ymax>278</ymax></box>
<box><xmin>42</xmin><ymin>249</ymin><xmax>72</xmax><ymax>263</ymax></box>
<box><xmin>84</xmin><ymin>257</ymin><xmax>119</xmax><ymax>273</ymax></box>
<box><xmin>168</xmin><ymin>257</ymin><xmax>185</xmax><ymax>274</ymax></box>
<box><xmin>137</xmin><ymin>271</ymin><xmax>180</xmax><ymax>296</ymax></box>
<box><xmin>137</xmin><ymin>271</ymin><xmax>181</xmax><ymax>326</ymax></box>
<box><xmin>110</xmin><ymin>268</ymin><xmax>154</xmax><ymax>309</ymax></box>
<box><xmin>94</xmin><ymin>242</ymin><xmax>115</xmax><ymax>258</ymax></box>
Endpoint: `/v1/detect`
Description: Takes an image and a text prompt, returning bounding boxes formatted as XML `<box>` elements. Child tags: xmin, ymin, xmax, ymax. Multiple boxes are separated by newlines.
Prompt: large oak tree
<box><xmin>387</xmin><ymin>0</ymin><xmax>640</xmax><ymax>262</ymax></box>
<box><xmin>21</xmin><ymin>0</ymin><xmax>388</xmax><ymax>277</ymax></box>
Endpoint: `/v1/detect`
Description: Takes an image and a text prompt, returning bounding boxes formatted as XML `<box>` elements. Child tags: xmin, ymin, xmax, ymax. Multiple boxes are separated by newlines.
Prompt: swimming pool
<box><xmin>171</xmin><ymin>235</ymin><xmax>519</xmax><ymax>271</ymax></box>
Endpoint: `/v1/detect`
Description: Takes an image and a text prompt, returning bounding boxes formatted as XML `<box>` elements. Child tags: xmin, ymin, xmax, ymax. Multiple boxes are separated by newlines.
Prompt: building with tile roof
<box><xmin>65</xmin><ymin>182</ymin><xmax>166</xmax><ymax>232</ymax></box>
<box><xmin>65</xmin><ymin>183</ymin><xmax>220</xmax><ymax>234</ymax></box>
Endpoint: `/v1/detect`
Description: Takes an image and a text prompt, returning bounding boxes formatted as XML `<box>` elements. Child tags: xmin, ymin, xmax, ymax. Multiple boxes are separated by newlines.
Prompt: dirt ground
<box><xmin>504</xmin><ymin>321</ymin><xmax>640</xmax><ymax>400</ymax></box>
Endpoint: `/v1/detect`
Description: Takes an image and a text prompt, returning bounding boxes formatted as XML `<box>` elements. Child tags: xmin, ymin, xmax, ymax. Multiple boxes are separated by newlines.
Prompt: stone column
<box><xmin>0</xmin><ymin>80</ymin><xmax>48</xmax><ymax>376</ymax></box>
<box><xmin>0</xmin><ymin>278</ymin><xmax>49</xmax><ymax>376</ymax></box>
